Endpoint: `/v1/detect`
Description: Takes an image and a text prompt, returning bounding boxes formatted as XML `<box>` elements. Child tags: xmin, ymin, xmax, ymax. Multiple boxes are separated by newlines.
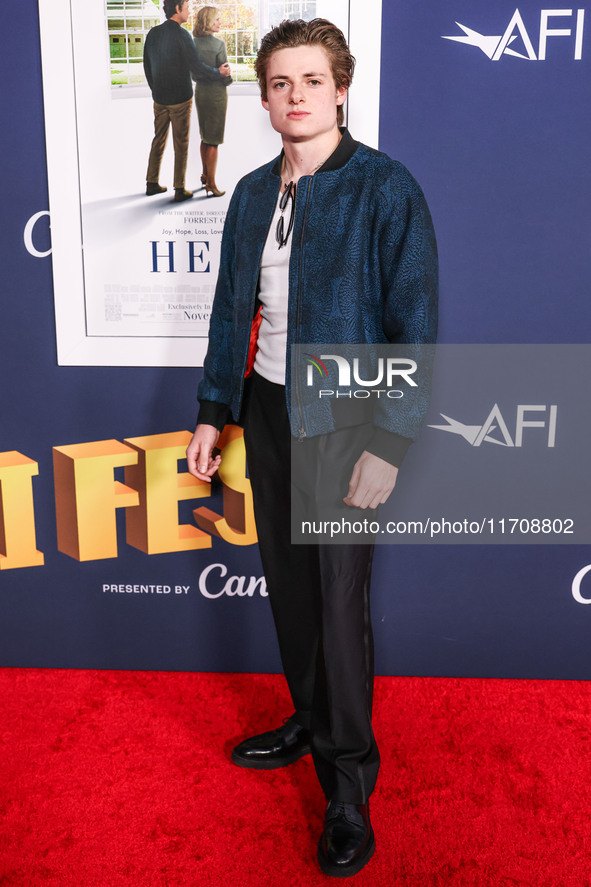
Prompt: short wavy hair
<box><xmin>255</xmin><ymin>19</ymin><xmax>355</xmax><ymax>127</ymax></box>
<box><xmin>194</xmin><ymin>6</ymin><xmax>218</xmax><ymax>38</ymax></box>
<box><xmin>163</xmin><ymin>0</ymin><xmax>184</xmax><ymax>19</ymax></box>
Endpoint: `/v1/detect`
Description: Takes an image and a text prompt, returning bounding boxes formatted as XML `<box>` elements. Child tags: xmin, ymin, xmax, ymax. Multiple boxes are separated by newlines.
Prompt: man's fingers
<box><xmin>187</xmin><ymin>442</ymin><xmax>208</xmax><ymax>475</ymax></box>
<box><xmin>186</xmin><ymin>424</ymin><xmax>222</xmax><ymax>481</ymax></box>
<box><xmin>198</xmin><ymin>448</ymin><xmax>218</xmax><ymax>475</ymax></box>
<box><xmin>344</xmin><ymin>463</ymin><xmax>360</xmax><ymax>504</ymax></box>
<box><xmin>202</xmin><ymin>454</ymin><xmax>221</xmax><ymax>474</ymax></box>
<box><xmin>343</xmin><ymin>452</ymin><xmax>399</xmax><ymax>508</ymax></box>
<box><xmin>193</xmin><ymin>454</ymin><xmax>221</xmax><ymax>484</ymax></box>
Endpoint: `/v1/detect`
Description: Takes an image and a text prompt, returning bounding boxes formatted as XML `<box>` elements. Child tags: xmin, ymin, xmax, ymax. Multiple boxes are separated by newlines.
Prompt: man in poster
<box><xmin>143</xmin><ymin>0</ymin><xmax>231</xmax><ymax>202</ymax></box>
<box><xmin>187</xmin><ymin>18</ymin><xmax>437</xmax><ymax>878</ymax></box>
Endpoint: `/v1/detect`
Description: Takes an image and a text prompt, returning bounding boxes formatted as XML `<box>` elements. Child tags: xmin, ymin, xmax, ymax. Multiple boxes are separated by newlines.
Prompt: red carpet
<box><xmin>1</xmin><ymin>669</ymin><xmax>590</xmax><ymax>886</ymax></box>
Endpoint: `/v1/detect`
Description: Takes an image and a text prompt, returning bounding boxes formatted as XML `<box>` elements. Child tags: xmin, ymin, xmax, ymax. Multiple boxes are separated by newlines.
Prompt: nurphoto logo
<box><xmin>304</xmin><ymin>353</ymin><xmax>418</xmax><ymax>400</ymax></box>
<box><xmin>305</xmin><ymin>354</ymin><xmax>417</xmax><ymax>388</ymax></box>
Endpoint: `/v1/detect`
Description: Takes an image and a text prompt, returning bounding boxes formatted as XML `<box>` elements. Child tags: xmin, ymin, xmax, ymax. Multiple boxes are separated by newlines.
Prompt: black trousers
<box><xmin>242</xmin><ymin>372</ymin><xmax>380</xmax><ymax>804</ymax></box>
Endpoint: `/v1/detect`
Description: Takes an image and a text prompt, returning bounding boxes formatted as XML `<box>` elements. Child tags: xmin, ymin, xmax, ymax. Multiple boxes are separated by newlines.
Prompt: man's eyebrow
<box><xmin>269</xmin><ymin>71</ymin><xmax>326</xmax><ymax>80</ymax></box>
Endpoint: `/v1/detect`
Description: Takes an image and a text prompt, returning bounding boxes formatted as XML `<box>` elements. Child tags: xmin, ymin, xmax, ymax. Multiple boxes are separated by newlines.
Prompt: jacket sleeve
<box><xmin>365</xmin><ymin>166</ymin><xmax>438</xmax><ymax>467</ymax></box>
<box><xmin>215</xmin><ymin>43</ymin><xmax>233</xmax><ymax>85</ymax></box>
<box><xmin>196</xmin><ymin>184</ymin><xmax>243</xmax><ymax>428</ymax></box>
<box><xmin>143</xmin><ymin>34</ymin><xmax>153</xmax><ymax>90</ymax></box>
<box><xmin>184</xmin><ymin>31</ymin><xmax>225</xmax><ymax>83</ymax></box>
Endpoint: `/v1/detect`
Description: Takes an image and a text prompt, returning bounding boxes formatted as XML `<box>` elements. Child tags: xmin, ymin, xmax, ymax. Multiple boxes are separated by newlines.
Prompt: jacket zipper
<box><xmin>294</xmin><ymin>177</ymin><xmax>313</xmax><ymax>440</ymax></box>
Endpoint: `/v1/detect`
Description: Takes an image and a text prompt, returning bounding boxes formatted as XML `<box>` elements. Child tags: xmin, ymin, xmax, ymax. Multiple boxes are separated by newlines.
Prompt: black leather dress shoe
<box><xmin>231</xmin><ymin>717</ymin><xmax>311</xmax><ymax>769</ymax></box>
<box><xmin>317</xmin><ymin>800</ymin><xmax>375</xmax><ymax>878</ymax></box>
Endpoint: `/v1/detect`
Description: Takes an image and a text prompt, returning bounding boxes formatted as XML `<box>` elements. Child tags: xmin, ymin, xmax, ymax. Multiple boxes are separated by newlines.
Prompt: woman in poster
<box><xmin>193</xmin><ymin>6</ymin><xmax>231</xmax><ymax>197</ymax></box>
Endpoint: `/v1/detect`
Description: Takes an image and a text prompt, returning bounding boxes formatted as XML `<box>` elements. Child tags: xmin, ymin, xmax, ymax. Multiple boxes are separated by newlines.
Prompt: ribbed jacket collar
<box><xmin>271</xmin><ymin>127</ymin><xmax>359</xmax><ymax>177</ymax></box>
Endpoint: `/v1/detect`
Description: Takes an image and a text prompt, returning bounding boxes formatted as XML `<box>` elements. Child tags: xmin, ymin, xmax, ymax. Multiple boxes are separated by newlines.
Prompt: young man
<box><xmin>186</xmin><ymin>19</ymin><xmax>437</xmax><ymax>877</ymax></box>
<box><xmin>143</xmin><ymin>0</ymin><xmax>230</xmax><ymax>202</ymax></box>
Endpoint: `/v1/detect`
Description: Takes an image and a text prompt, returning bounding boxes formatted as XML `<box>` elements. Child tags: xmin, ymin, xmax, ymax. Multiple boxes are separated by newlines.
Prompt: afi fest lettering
<box><xmin>0</xmin><ymin>428</ymin><xmax>256</xmax><ymax>571</ymax></box>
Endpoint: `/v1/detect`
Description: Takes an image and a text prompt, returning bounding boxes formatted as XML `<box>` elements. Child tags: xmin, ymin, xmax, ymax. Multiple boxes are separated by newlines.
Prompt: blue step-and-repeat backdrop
<box><xmin>1</xmin><ymin>1</ymin><xmax>590</xmax><ymax>677</ymax></box>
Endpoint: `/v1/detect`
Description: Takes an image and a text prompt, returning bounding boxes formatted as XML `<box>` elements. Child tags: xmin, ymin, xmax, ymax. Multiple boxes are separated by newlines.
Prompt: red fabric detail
<box><xmin>244</xmin><ymin>306</ymin><xmax>262</xmax><ymax>378</ymax></box>
<box><xmin>1</xmin><ymin>669</ymin><xmax>590</xmax><ymax>885</ymax></box>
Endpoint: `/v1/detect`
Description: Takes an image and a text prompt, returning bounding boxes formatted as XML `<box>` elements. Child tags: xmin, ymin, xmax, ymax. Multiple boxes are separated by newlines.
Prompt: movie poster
<box><xmin>38</xmin><ymin>0</ymin><xmax>382</xmax><ymax>366</ymax></box>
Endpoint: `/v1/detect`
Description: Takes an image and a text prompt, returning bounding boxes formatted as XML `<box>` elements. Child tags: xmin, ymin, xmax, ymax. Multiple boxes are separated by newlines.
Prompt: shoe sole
<box><xmin>230</xmin><ymin>744</ymin><xmax>311</xmax><ymax>770</ymax></box>
<box><xmin>317</xmin><ymin>830</ymin><xmax>375</xmax><ymax>878</ymax></box>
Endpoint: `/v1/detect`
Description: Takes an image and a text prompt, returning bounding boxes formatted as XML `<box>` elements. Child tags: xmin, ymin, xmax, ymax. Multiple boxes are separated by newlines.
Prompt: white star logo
<box><xmin>442</xmin><ymin>12</ymin><xmax>538</xmax><ymax>61</ymax></box>
<box><xmin>442</xmin><ymin>23</ymin><xmax>528</xmax><ymax>59</ymax></box>
<box><xmin>429</xmin><ymin>408</ymin><xmax>515</xmax><ymax>447</ymax></box>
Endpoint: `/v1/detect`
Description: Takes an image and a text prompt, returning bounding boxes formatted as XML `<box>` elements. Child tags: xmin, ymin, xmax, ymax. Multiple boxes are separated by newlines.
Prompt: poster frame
<box><xmin>38</xmin><ymin>0</ymin><xmax>383</xmax><ymax>367</ymax></box>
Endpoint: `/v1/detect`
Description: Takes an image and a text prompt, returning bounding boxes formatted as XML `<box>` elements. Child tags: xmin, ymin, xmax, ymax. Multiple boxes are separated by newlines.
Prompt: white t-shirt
<box><xmin>253</xmin><ymin>185</ymin><xmax>293</xmax><ymax>385</ymax></box>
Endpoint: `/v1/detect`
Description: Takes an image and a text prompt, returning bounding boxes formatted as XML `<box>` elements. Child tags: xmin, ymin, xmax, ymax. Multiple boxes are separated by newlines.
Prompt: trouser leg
<box><xmin>292</xmin><ymin>422</ymin><xmax>379</xmax><ymax>803</ymax></box>
<box><xmin>242</xmin><ymin>372</ymin><xmax>379</xmax><ymax>799</ymax></box>
<box><xmin>168</xmin><ymin>98</ymin><xmax>192</xmax><ymax>190</ymax></box>
<box><xmin>312</xmin><ymin>543</ymin><xmax>379</xmax><ymax>803</ymax></box>
<box><xmin>146</xmin><ymin>102</ymin><xmax>170</xmax><ymax>184</ymax></box>
<box><xmin>243</xmin><ymin>374</ymin><xmax>321</xmax><ymax>728</ymax></box>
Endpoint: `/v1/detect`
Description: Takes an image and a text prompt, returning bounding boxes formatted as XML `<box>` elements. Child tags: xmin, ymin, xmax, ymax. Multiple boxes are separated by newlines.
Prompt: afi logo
<box><xmin>429</xmin><ymin>404</ymin><xmax>557</xmax><ymax>447</ymax></box>
<box><xmin>443</xmin><ymin>9</ymin><xmax>585</xmax><ymax>60</ymax></box>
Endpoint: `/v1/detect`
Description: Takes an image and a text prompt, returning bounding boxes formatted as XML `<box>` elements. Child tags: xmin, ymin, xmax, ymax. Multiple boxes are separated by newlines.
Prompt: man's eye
<box><xmin>274</xmin><ymin>81</ymin><xmax>287</xmax><ymax>89</ymax></box>
<box><xmin>308</xmin><ymin>79</ymin><xmax>321</xmax><ymax>85</ymax></box>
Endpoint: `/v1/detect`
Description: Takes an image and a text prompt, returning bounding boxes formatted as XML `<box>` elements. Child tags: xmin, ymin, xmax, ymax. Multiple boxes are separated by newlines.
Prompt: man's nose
<box><xmin>289</xmin><ymin>83</ymin><xmax>305</xmax><ymax>103</ymax></box>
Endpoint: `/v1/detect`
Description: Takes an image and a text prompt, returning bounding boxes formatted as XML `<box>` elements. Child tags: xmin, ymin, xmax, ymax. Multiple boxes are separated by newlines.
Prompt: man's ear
<box><xmin>261</xmin><ymin>96</ymin><xmax>270</xmax><ymax>112</ymax></box>
<box><xmin>336</xmin><ymin>85</ymin><xmax>348</xmax><ymax>107</ymax></box>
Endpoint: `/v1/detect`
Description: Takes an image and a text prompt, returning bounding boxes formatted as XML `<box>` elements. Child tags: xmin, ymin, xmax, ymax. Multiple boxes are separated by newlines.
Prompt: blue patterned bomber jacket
<box><xmin>197</xmin><ymin>129</ymin><xmax>438</xmax><ymax>466</ymax></box>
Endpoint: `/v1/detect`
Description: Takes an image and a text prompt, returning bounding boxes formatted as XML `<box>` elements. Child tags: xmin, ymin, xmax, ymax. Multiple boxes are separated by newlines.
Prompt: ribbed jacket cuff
<box><xmin>197</xmin><ymin>400</ymin><xmax>232</xmax><ymax>431</ymax></box>
<box><xmin>364</xmin><ymin>427</ymin><xmax>412</xmax><ymax>468</ymax></box>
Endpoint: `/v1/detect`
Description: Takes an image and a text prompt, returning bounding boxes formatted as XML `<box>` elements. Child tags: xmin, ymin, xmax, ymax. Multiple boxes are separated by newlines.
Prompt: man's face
<box><xmin>176</xmin><ymin>1</ymin><xmax>189</xmax><ymax>23</ymax></box>
<box><xmin>262</xmin><ymin>45</ymin><xmax>347</xmax><ymax>142</ymax></box>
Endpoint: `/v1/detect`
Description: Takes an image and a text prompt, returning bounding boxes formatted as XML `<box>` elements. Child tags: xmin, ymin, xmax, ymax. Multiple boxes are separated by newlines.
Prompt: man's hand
<box><xmin>219</xmin><ymin>63</ymin><xmax>231</xmax><ymax>76</ymax></box>
<box><xmin>343</xmin><ymin>450</ymin><xmax>399</xmax><ymax>510</ymax></box>
<box><xmin>186</xmin><ymin>424</ymin><xmax>221</xmax><ymax>482</ymax></box>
